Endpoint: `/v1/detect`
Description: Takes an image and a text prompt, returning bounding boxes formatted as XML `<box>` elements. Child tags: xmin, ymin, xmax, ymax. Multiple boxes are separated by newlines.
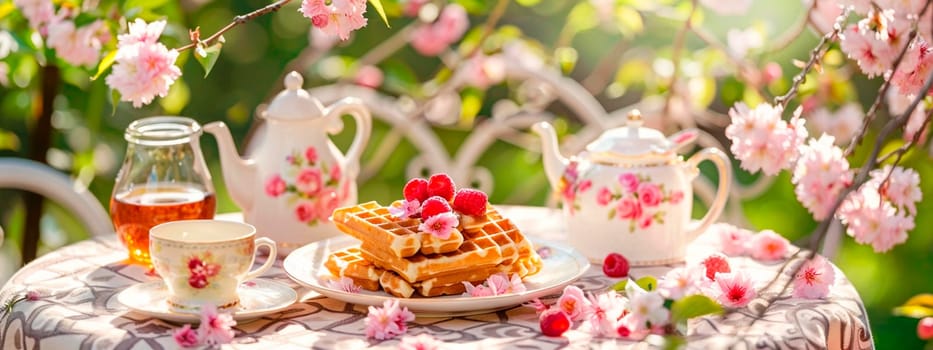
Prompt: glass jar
<box><xmin>110</xmin><ymin>117</ymin><xmax>216</xmax><ymax>264</ymax></box>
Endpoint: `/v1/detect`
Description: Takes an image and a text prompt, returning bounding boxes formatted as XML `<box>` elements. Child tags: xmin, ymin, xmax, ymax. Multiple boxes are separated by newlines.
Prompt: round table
<box><xmin>0</xmin><ymin>206</ymin><xmax>873</xmax><ymax>349</ymax></box>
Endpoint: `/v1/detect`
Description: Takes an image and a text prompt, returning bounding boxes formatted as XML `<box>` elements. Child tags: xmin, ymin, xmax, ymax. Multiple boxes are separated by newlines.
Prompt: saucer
<box><xmin>117</xmin><ymin>278</ymin><xmax>298</xmax><ymax>323</ymax></box>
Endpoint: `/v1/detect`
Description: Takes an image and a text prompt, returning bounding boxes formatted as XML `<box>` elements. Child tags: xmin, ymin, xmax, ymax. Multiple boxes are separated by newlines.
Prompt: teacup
<box><xmin>149</xmin><ymin>220</ymin><xmax>276</xmax><ymax>313</ymax></box>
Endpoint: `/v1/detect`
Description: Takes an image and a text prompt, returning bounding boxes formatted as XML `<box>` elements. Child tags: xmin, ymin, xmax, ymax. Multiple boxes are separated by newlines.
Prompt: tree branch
<box><xmin>773</xmin><ymin>9</ymin><xmax>849</xmax><ymax>109</ymax></box>
<box><xmin>176</xmin><ymin>0</ymin><xmax>293</xmax><ymax>52</ymax></box>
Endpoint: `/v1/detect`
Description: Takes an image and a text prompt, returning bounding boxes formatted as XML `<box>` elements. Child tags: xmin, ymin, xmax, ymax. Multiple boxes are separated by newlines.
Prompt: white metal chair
<box><xmin>0</xmin><ymin>158</ymin><xmax>112</xmax><ymax>252</ymax></box>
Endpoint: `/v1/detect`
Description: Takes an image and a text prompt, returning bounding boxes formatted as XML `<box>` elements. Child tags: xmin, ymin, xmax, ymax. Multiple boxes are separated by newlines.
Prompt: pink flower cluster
<box><xmin>715</xmin><ymin>224</ymin><xmax>791</xmax><ymax>262</ymax></box>
<box><xmin>838</xmin><ymin>166</ymin><xmax>920</xmax><ymax>252</ymax></box>
<box><xmin>364</xmin><ymin>299</ymin><xmax>415</xmax><ymax>340</ymax></box>
<box><xmin>658</xmin><ymin>254</ymin><xmax>759</xmax><ymax>308</ymax></box>
<box><xmin>324</xmin><ymin>276</ymin><xmax>362</xmax><ymax>293</ymax></box>
<box><xmin>299</xmin><ymin>0</ymin><xmax>368</xmax><ymax>41</ymax></box>
<box><xmin>725</xmin><ymin>103</ymin><xmax>808</xmax><ymax>176</ymax></box>
<box><xmin>172</xmin><ymin>304</ymin><xmax>237</xmax><ymax>348</ymax></box>
<box><xmin>595</xmin><ymin>172</ymin><xmax>683</xmax><ymax>231</ymax></box>
<box><xmin>807</xmin><ymin>103</ymin><xmax>864</xmax><ymax>146</ymax></box>
<box><xmin>187</xmin><ymin>255</ymin><xmax>221</xmax><ymax>289</ymax></box>
<box><xmin>265</xmin><ymin>146</ymin><xmax>344</xmax><ymax>226</ymax></box>
<box><xmin>106</xmin><ymin>19</ymin><xmax>182</xmax><ymax>108</ymax></box>
<box><xmin>13</xmin><ymin>1</ymin><xmax>110</xmax><ymax>68</ymax></box>
<box><xmin>793</xmin><ymin>255</ymin><xmax>836</xmax><ymax>299</ymax></box>
<box><xmin>792</xmin><ymin>135</ymin><xmax>854</xmax><ymax>220</ymax></box>
<box><xmin>462</xmin><ymin>273</ymin><xmax>526</xmax><ymax>297</ymax></box>
<box><xmin>839</xmin><ymin>1</ymin><xmax>933</xmax><ymax>96</ymax></box>
<box><xmin>399</xmin><ymin>334</ymin><xmax>445</xmax><ymax>350</ymax></box>
<box><xmin>410</xmin><ymin>4</ymin><xmax>469</xmax><ymax>56</ymax></box>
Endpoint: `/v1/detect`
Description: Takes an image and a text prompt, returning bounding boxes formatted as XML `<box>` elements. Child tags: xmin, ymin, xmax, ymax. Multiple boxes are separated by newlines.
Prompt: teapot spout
<box><xmin>204</xmin><ymin>121</ymin><xmax>257</xmax><ymax>212</ymax></box>
<box><xmin>532</xmin><ymin>122</ymin><xmax>569</xmax><ymax>191</ymax></box>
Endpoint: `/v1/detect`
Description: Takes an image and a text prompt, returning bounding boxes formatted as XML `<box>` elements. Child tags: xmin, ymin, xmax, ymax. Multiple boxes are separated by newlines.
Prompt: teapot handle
<box><xmin>684</xmin><ymin>148</ymin><xmax>732</xmax><ymax>241</ymax></box>
<box><xmin>324</xmin><ymin>98</ymin><xmax>372</xmax><ymax>179</ymax></box>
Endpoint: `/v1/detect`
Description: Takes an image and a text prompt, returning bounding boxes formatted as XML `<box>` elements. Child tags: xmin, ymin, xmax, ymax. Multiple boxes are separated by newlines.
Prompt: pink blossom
<box><xmin>839</xmin><ymin>24</ymin><xmax>898</xmax><ymax>78</ymax></box>
<box><xmin>749</xmin><ymin>230</ymin><xmax>790</xmax><ymax>261</ymax></box>
<box><xmin>892</xmin><ymin>39</ymin><xmax>933</xmax><ymax>95</ymax></box>
<box><xmin>887</xmin><ymin>88</ymin><xmax>929</xmax><ymax>142</ymax></box>
<box><xmin>305</xmin><ymin>146</ymin><xmax>318</xmax><ymax>164</ymax></box>
<box><xmin>508</xmin><ymin>273</ymin><xmax>527</xmax><ymax>293</ymax></box>
<box><xmin>390</xmin><ymin>199</ymin><xmax>421</xmax><ymax>219</ymax></box>
<box><xmin>463</xmin><ymin>54</ymin><xmax>505</xmax><ymax>89</ymax></box>
<box><xmin>616</xmin><ymin>197</ymin><xmax>643</xmax><ymax>220</ymax></box>
<box><xmin>626</xmin><ymin>284</ymin><xmax>669</xmax><ymax>329</ymax></box>
<box><xmin>793</xmin><ymin>255</ymin><xmax>836</xmax><ymax>299</ymax></box>
<box><xmin>807</xmin><ymin>104</ymin><xmax>864</xmax><ymax>145</ymax></box>
<box><xmin>725</xmin><ymin>103</ymin><xmax>807</xmax><ymax>176</ymax></box>
<box><xmin>583</xmin><ymin>291</ymin><xmax>627</xmax><ymax>337</ymax></box>
<box><xmin>365</xmin><ymin>299</ymin><xmax>415</xmax><ymax>340</ymax></box>
<box><xmin>299</xmin><ymin>0</ymin><xmax>368</xmax><ymax>41</ymax></box>
<box><xmin>173</xmin><ymin>324</ymin><xmax>199</xmax><ymax>348</ymax></box>
<box><xmin>805</xmin><ymin>0</ymin><xmax>844</xmax><ymax>34</ymax></box>
<box><xmin>557</xmin><ymin>285</ymin><xmax>588</xmax><ymax>321</ymax></box>
<box><xmin>792</xmin><ymin>134</ymin><xmax>853</xmax><ymax>220</ymax></box>
<box><xmin>699</xmin><ymin>0</ymin><xmax>751</xmax><ymax>15</ymax></box>
<box><xmin>399</xmin><ymin>333</ymin><xmax>444</xmax><ymax>350</ymax></box>
<box><xmin>418</xmin><ymin>212</ymin><xmax>458</xmax><ymax>239</ymax></box>
<box><xmin>25</xmin><ymin>290</ymin><xmax>41</xmax><ymax>301</ymax></box>
<box><xmin>486</xmin><ymin>273</ymin><xmax>511</xmax><ymax>295</ymax></box>
<box><xmin>839</xmin><ymin>185</ymin><xmax>914</xmax><ymax>252</ymax></box>
<box><xmin>658</xmin><ymin>266</ymin><xmax>701</xmax><ymax>299</ymax></box>
<box><xmin>871</xmin><ymin>165</ymin><xmax>922</xmax><ymax>215</ymax></box>
<box><xmin>118</xmin><ymin>19</ymin><xmax>167</xmax><ymax>46</ymax></box>
<box><xmin>727</xmin><ymin>27</ymin><xmax>763</xmax><ymax>58</ymax></box>
<box><xmin>524</xmin><ymin>298</ymin><xmax>549</xmax><ymax>314</ymax></box>
<box><xmin>637</xmin><ymin>182</ymin><xmax>662</xmax><ymax>207</ymax></box>
<box><xmin>46</xmin><ymin>19</ymin><xmax>108</xmax><ymax>67</ymax></box>
<box><xmin>410</xmin><ymin>25</ymin><xmax>450</xmax><ymax>56</ymax></box>
<box><xmin>354</xmin><ymin>65</ymin><xmax>384</xmax><ymax>88</ymax></box>
<box><xmin>265</xmin><ymin>174</ymin><xmax>287</xmax><ymax>197</ymax></box>
<box><xmin>618</xmin><ymin>173</ymin><xmax>639</xmax><ymax>193</ymax></box>
<box><xmin>410</xmin><ymin>4</ymin><xmax>469</xmax><ymax>56</ymax></box>
<box><xmin>713</xmin><ymin>271</ymin><xmax>757</xmax><ymax>308</ymax></box>
<box><xmin>578</xmin><ymin>180</ymin><xmax>593</xmax><ymax>193</ymax></box>
<box><xmin>13</xmin><ymin>0</ymin><xmax>54</xmax><ymax>30</ymax></box>
<box><xmin>462</xmin><ymin>282</ymin><xmax>495</xmax><ymax>297</ymax></box>
<box><xmin>325</xmin><ymin>276</ymin><xmax>362</xmax><ymax>293</ymax></box>
<box><xmin>295</xmin><ymin>201</ymin><xmax>317</xmax><ymax>222</ymax></box>
<box><xmin>596</xmin><ymin>187</ymin><xmax>613</xmax><ymax>206</ymax></box>
<box><xmin>718</xmin><ymin>224</ymin><xmax>752</xmax><ymax>256</ymax></box>
<box><xmin>197</xmin><ymin>304</ymin><xmax>236</xmax><ymax>346</ymax></box>
<box><xmin>295</xmin><ymin>168</ymin><xmax>323</xmax><ymax>196</ymax></box>
<box><xmin>403</xmin><ymin>0</ymin><xmax>429</xmax><ymax>17</ymax></box>
<box><xmin>106</xmin><ymin>31</ymin><xmax>181</xmax><ymax>108</ymax></box>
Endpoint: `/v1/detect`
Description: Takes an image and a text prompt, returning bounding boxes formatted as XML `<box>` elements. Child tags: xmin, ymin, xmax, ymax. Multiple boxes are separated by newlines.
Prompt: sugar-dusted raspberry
<box><xmin>539</xmin><ymin>308</ymin><xmax>571</xmax><ymax>337</ymax></box>
<box><xmin>452</xmin><ymin>188</ymin><xmax>488</xmax><ymax>216</ymax></box>
<box><xmin>420</xmin><ymin>196</ymin><xmax>452</xmax><ymax>220</ymax></box>
<box><xmin>427</xmin><ymin>173</ymin><xmax>456</xmax><ymax>201</ymax></box>
<box><xmin>403</xmin><ymin>178</ymin><xmax>429</xmax><ymax>202</ymax></box>
<box><xmin>702</xmin><ymin>253</ymin><xmax>731</xmax><ymax>281</ymax></box>
<box><xmin>602</xmin><ymin>253</ymin><xmax>630</xmax><ymax>278</ymax></box>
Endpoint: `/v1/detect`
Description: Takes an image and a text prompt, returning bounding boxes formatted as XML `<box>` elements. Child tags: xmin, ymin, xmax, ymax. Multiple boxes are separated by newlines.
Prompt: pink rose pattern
<box><xmin>594</xmin><ymin>172</ymin><xmax>685</xmax><ymax>232</ymax></box>
<box><xmin>558</xmin><ymin>161</ymin><xmax>591</xmax><ymax>214</ymax></box>
<box><xmin>187</xmin><ymin>254</ymin><xmax>221</xmax><ymax>289</ymax></box>
<box><xmin>264</xmin><ymin>146</ymin><xmax>344</xmax><ymax>226</ymax></box>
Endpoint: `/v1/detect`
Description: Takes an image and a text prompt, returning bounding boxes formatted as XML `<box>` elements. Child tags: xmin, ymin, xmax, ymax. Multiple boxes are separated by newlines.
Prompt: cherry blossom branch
<box><xmin>877</xmin><ymin>108</ymin><xmax>933</xmax><ymax>164</ymax></box>
<box><xmin>176</xmin><ymin>0</ymin><xmax>293</xmax><ymax>52</ymax></box>
<box><xmin>773</xmin><ymin>9</ymin><xmax>849</xmax><ymax>109</ymax></box>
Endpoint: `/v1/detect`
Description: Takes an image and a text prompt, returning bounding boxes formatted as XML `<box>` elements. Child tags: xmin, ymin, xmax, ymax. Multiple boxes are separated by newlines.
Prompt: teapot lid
<box><xmin>586</xmin><ymin>110</ymin><xmax>674</xmax><ymax>162</ymax></box>
<box><xmin>263</xmin><ymin>71</ymin><xmax>326</xmax><ymax>121</ymax></box>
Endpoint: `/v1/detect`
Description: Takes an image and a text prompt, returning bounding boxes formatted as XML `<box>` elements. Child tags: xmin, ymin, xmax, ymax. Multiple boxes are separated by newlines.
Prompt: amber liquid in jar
<box><xmin>110</xmin><ymin>183</ymin><xmax>216</xmax><ymax>264</ymax></box>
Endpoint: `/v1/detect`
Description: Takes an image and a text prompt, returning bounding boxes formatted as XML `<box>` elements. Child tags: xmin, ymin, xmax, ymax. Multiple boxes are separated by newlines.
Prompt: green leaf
<box><xmin>670</xmin><ymin>295</ymin><xmax>724</xmax><ymax>323</ymax></box>
<box><xmin>460</xmin><ymin>88</ymin><xmax>484</xmax><ymax>126</ymax></box>
<box><xmin>123</xmin><ymin>0</ymin><xmax>170</xmax><ymax>12</ymax></box>
<box><xmin>109</xmin><ymin>89</ymin><xmax>121</xmax><ymax>116</ymax></box>
<box><xmin>194</xmin><ymin>41</ymin><xmax>223</xmax><ymax>78</ymax></box>
<box><xmin>893</xmin><ymin>305</ymin><xmax>933</xmax><ymax>319</ymax></box>
<box><xmin>611</xmin><ymin>279</ymin><xmax>628</xmax><ymax>291</ymax></box>
<box><xmin>73</xmin><ymin>12</ymin><xmax>99</xmax><ymax>27</ymax></box>
<box><xmin>636</xmin><ymin>276</ymin><xmax>657</xmax><ymax>291</ymax></box>
<box><xmin>159</xmin><ymin>79</ymin><xmax>190</xmax><ymax>114</ymax></box>
<box><xmin>368</xmin><ymin>0</ymin><xmax>390</xmax><ymax>27</ymax></box>
<box><xmin>515</xmin><ymin>0</ymin><xmax>541</xmax><ymax>6</ymax></box>
<box><xmin>91</xmin><ymin>50</ymin><xmax>117</xmax><ymax>81</ymax></box>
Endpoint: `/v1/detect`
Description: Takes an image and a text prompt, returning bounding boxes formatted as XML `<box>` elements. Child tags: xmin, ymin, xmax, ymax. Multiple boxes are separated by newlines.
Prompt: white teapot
<box><xmin>532</xmin><ymin>110</ymin><xmax>731</xmax><ymax>265</ymax></box>
<box><xmin>205</xmin><ymin>72</ymin><xmax>371</xmax><ymax>253</ymax></box>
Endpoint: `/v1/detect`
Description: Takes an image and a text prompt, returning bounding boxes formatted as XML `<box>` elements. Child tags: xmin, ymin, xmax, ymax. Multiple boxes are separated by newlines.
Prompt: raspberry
<box><xmin>539</xmin><ymin>308</ymin><xmax>570</xmax><ymax>337</ymax></box>
<box><xmin>919</xmin><ymin>317</ymin><xmax>933</xmax><ymax>340</ymax></box>
<box><xmin>403</xmin><ymin>178</ymin><xmax>429</xmax><ymax>202</ymax></box>
<box><xmin>452</xmin><ymin>188</ymin><xmax>488</xmax><ymax>216</ymax></box>
<box><xmin>420</xmin><ymin>196</ymin><xmax>452</xmax><ymax>220</ymax></box>
<box><xmin>427</xmin><ymin>173</ymin><xmax>456</xmax><ymax>201</ymax></box>
<box><xmin>602</xmin><ymin>253</ymin><xmax>629</xmax><ymax>278</ymax></box>
<box><xmin>702</xmin><ymin>253</ymin><xmax>731</xmax><ymax>281</ymax></box>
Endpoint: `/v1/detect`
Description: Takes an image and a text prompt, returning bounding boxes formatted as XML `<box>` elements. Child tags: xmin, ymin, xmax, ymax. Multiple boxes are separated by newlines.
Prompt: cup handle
<box><xmin>244</xmin><ymin>237</ymin><xmax>277</xmax><ymax>281</ymax></box>
<box><xmin>684</xmin><ymin>148</ymin><xmax>732</xmax><ymax>241</ymax></box>
<box><xmin>324</xmin><ymin>98</ymin><xmax>372</xmax><ymax>181</ymax></box>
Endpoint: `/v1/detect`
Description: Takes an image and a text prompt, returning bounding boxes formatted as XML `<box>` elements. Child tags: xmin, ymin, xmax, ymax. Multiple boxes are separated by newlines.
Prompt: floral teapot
<box><xmin>205</xmin><ymin>71</ymin><xmax>371</xmax><ymax>253</ymax></box>
<box><xmin>532</xmin><ymin>110</ymin><xmax>731</xmax><ymax>265</ymax></box>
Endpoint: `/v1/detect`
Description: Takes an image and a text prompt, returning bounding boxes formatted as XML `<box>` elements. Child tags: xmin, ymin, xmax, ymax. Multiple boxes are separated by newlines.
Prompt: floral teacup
<box><xmin>149</xmin><ymin>220</ymin><xmax>276</xmax><ymax>313</ymax></box>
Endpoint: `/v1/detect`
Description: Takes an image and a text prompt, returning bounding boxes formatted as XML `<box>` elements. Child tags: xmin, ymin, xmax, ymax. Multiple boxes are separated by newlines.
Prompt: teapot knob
<box><xmin>284</xmin><ymin>71</ymin><xmax>303</xmax><ymax>91</ymax></box>
<box><xmin>626</xmin><ymin>109</ymin><xmax>644</xmax><ymax>127</ymax></box>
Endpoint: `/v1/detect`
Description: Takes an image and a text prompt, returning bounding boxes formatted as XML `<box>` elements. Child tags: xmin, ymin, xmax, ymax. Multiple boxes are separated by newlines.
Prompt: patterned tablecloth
<box><xmin>0</xmin><ymin>206</ymin><xmax>873</xmax><ymax>349</ymax></box>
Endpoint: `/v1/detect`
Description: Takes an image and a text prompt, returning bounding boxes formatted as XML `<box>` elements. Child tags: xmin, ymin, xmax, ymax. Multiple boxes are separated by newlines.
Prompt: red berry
<box><xmin>702</xmin><ymin>253</ymin><xmax>731</xmax><ymax>281</ymax></box>
<box><xmin>919</xmin><ymin>317</ymin><xmax>933</xmax><ymax>340</ymax></box>
<box><xmin>403</xmin><ymin>178</ymin><xmax>429</xmax><ymax>203</ymax></box>
<box><xmin>602</xmin><ymin>253</ymin><xmax>630</xmax><ymax>278</ymax></box>
<box><xmin>452</xmin><ymin>188</ymin><xmax>488</xmax><ymax>216</ymax></box>
<box><xmin>616</xmin><ymin>324</ymin><xmax>631</xmax><ymax>338</ymax></box>
<box><xmin>427</xmin><ymin>173</ymin><xmax>456</xmax><ymax>201</ymax></box>
<box><xmin>420</xmin><ymin>196</ymin><xmax>452</xmax><ymax>220</ymax></box>
<box><xmin>539</xmin><ymin>308</ymin><xmax>570</xmax><ymax>337</ymax></box>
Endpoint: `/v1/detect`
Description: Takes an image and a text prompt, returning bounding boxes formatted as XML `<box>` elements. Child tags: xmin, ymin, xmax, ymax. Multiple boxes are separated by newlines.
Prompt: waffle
<box><xmin>324</xmin><ymin>247</ymin><xmax>383</xmax><ymax>291</ymax></box>
<box><xmin>380</xmin><ymin>271</ymin><xmax>415</xmax><ymax>298</ymax></box>
<box><xmin>333</xmin><ymin>201</ymin><xmax>464</xmax><ymax>257</ymax></box>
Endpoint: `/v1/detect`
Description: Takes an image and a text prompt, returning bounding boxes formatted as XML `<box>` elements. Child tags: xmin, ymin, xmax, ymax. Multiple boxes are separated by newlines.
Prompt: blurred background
<box><xmin>1</xmin><ymin>0</ymin><xmax>930</xmax><ymax>348</ymax></box>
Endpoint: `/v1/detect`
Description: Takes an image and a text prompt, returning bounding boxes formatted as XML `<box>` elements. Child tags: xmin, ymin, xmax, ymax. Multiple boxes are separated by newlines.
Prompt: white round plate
<box><xmin>117</xmin><ymin>278</ymin><xmax>298</xmax><ymax>323</ymax></box>
<box><xmin>283</xmin><ymin>236</ymin><xmax>590</xmax><ymax>316</ymax></box>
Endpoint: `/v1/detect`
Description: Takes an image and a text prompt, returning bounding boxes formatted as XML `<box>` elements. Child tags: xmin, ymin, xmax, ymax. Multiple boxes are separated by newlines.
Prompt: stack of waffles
<box><xmin>325</xmin><ymin>201</ymin><xmax>543</xmax><ymax>298</ymax></box>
